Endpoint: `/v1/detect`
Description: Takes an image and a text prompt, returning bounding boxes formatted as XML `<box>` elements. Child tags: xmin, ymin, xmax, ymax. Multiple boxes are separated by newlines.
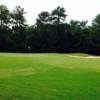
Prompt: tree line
<box><xmin>0</xmin><ymin>5</ymin><xmax>100</xmax><ymax>55</ymax></box>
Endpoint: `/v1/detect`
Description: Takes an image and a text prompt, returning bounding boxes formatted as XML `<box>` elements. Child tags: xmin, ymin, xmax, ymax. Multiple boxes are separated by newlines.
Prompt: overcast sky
<box><xmin>0</xmin><ymin>0</ymin><xmax>100</xmax><ymax>25</ymax></box>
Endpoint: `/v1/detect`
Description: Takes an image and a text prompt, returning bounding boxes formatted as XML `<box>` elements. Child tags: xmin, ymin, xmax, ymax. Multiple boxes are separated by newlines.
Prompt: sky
<box><xmin>0</xmin><ymin>0</ymin><xmax>100</xmax><ymax>25</ymax></box>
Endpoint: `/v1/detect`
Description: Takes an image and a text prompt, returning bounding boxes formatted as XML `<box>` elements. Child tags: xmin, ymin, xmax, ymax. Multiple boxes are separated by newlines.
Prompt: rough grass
<box><xmin>0</xmin><ymin>53</ymin><xmax>100</xmax><ymax>100</ymax></box>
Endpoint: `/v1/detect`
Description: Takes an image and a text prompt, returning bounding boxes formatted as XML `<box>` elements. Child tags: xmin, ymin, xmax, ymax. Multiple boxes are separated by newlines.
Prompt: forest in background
<box><xmin>0</xmin><ymin>5</ymin><xmax>100</xmax><ymax>55</ymax></box>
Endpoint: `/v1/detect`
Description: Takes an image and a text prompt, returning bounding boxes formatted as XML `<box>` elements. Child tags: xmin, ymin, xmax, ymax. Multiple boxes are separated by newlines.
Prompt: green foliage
<box><xmin>92</xmin><ymin>14</ymin><xmax>100</xmax><ymax>27</ymax></box>
<box><xmin>0</xmin><ymin>5</ymin><xmax>10</xmax><ymax>27</ymax></box>
<box><xmin>11</xmin><ymin>6</ymin><xmax>26</xmax><ymax>27</ymax></box>
<box><xmin>51</xmin><ymin>6</ymin><xmax>67</xmax><ymax>24</ymax></box>
<box><xmin>0</xmin><ymin>4</ymin><xmax>100</xmax><ymax>54</ymax></box>
<box><xmin>36</xmin><ymin>11</ymin><xmax>50</xmax><ymax>27</ymax></box>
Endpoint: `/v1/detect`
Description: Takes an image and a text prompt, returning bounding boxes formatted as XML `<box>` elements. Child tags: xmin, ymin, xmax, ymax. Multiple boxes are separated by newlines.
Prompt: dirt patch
<box><xmin>0</xmin><ymin>68</ymin><xmax>35</xmax><ymax>78</ymax></box>
<box><xmin>0</xmin><ymin>67</ymin><xmax>54</xmax><ymax>78</ymax></box>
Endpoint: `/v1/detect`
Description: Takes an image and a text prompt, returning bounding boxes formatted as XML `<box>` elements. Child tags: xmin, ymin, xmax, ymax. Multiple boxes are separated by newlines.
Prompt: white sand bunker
<box><xmin>66</xmin><ymin>55</ymin><xmax>100</xmax><ymax>58</ymax></box>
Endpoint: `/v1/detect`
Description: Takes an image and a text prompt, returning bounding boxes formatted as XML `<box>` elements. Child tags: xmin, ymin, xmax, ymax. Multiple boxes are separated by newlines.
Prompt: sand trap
<box><xmin>66</xmin><ymin>55</ymin><xmax>100</xmax><ymax>58</ymax></box>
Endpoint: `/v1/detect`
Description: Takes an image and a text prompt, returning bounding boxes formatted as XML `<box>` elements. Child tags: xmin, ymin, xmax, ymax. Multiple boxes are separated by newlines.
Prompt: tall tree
<box><xmin>0</xmin><ymin>5</ymin><xmax>13</xmax><ymax>52</ymax></box>
<box><xmin>0</xmin><ymin>5</ymin><xmax>10</xmax><ymax>27</ymax></box>
<box><xmin>92</xmin><ymin>14</ymin><xmax>100</xmax><ymax>27</ymax></box>
<box><xmin>11</xmin><ymin>6</ymin><xmax>26</xmax><ymax>27</ymax></box>
<box><xmin>89</xmin><ymin>14</ymin><xmax>100</xmax><ymax>54</ymax></box>
<box><xmin>49</xmin><ymin>6</ymin><xmax>67</xmax><ymax>51</ymax></box>
<box><xmin>11</xmin><ymin>6</ymin><xmax>27</xmax><ymax>52</ymax></box>
<box><xmin>35</xmin><ymin>11</ymin><xmax>52</xmax><ymax>52</ymax></box>
<box><xmin>36</xmin><ymin>11</ymin><xmax>50</xmax><ymax>27</ymax></box>
<box><xmin>50</xmin><ymin>6</ymin><xmax>67</xmax><ymax>25</ymax></box>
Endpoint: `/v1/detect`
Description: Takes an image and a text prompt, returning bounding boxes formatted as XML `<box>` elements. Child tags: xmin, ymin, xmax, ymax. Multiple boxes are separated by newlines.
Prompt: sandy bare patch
<box><xmin>66</xmin><ymin>55</ymin><xmax>100</xmax><ymax>58</ymax></box>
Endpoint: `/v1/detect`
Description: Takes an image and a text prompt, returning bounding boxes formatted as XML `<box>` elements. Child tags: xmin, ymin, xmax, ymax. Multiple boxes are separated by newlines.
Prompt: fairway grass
<box><xmin>0</xmin><ymin>53</ymin><xmax>100</xmax><ymax>100</ymax></box>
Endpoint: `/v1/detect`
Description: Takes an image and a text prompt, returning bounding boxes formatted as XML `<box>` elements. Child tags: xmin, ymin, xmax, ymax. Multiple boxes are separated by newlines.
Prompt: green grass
<box><xmin>0</xmin><ymin>53</ymin><xmax>100</xmax><ymax>100</ymax></box>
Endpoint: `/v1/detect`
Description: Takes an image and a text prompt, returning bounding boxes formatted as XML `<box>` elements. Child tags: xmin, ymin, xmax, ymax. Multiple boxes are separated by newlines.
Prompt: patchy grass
<box><xmin>0</xmin><ymin>53</ymin><xmax>100</xmax><ymax>100</ymax></box>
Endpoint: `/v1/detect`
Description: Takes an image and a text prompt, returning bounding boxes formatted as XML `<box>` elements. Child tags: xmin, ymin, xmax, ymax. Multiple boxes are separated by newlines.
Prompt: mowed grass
<box><xmin>0</xmin><ymin>53</ymin><xmax>100</xmax><ymax>100</ymax></box>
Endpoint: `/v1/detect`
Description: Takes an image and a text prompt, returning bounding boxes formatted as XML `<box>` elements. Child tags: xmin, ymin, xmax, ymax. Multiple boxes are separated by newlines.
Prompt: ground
<box><xmin>0</xmin><ymin>53</ymin><xmax>100</xmax><ymax>100</ymax></box>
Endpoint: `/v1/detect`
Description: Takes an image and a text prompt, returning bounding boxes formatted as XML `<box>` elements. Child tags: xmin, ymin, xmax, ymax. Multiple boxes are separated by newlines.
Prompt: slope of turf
<box><xmin>0</xmin><ymin>53</ymin><xmax>100</xmax><ymax>100</ymax></box>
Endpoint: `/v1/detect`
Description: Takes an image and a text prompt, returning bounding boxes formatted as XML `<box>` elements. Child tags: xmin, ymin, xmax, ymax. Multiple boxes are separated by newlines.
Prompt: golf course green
<box><xmin>0</xmin><ymin>53</ymin><xmax>100</xmax><ymax>100</ymax></box>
